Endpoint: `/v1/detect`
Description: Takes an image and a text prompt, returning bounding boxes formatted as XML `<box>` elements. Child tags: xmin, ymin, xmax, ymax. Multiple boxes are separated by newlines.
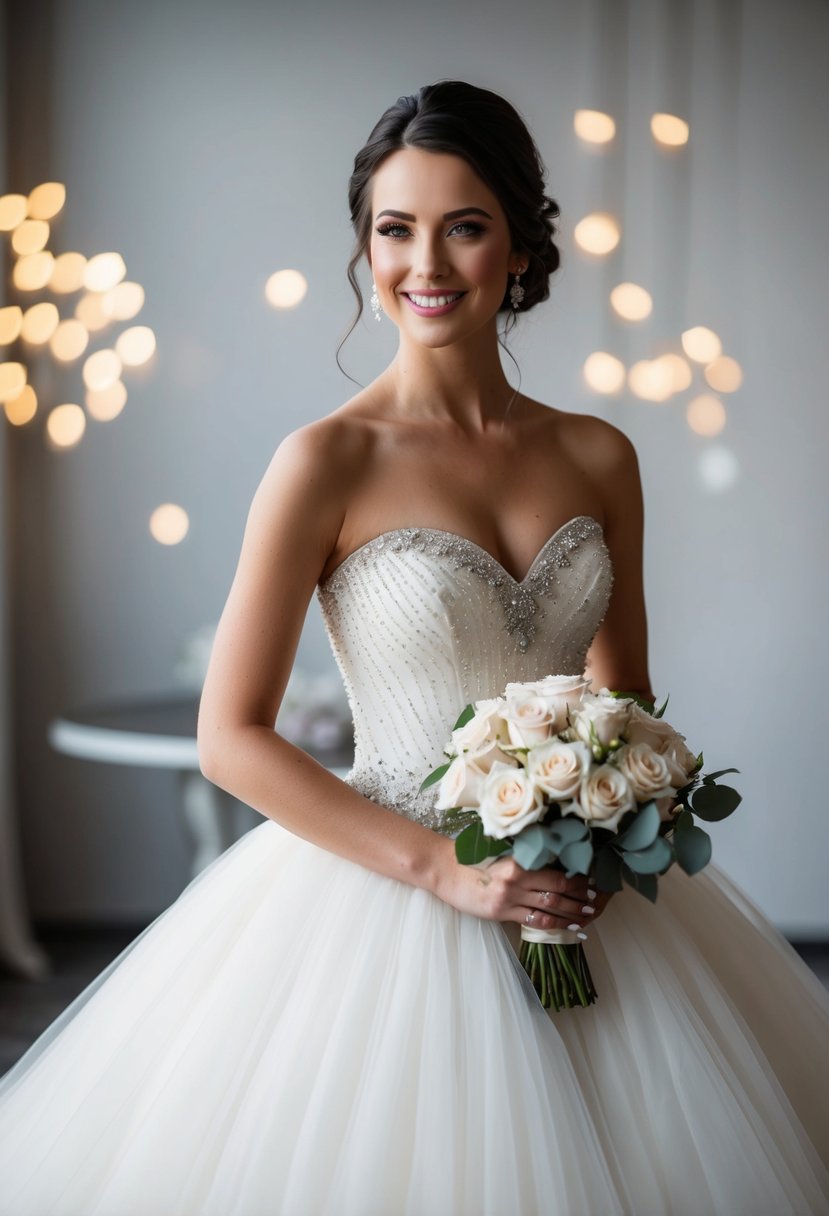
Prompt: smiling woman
<box><xmin>1</xmin><ymin>79</ymin><xmax>828</xmax><ymax>1216</ymax></box>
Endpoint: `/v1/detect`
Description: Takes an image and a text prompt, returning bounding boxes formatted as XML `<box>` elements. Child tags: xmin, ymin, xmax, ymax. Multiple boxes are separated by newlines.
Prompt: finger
<box><xmin>517</xmin><ymin>907</ymin><xmax>589</xmax><ymax>937</ymax></box>
<box><xmin>527</xmin><ymin>886</ymin><xmax>596</xmax><ymax>923</ymax></box>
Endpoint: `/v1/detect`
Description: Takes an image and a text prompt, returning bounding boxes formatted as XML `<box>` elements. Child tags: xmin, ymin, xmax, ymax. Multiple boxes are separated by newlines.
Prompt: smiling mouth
<box><xmin>404</xmin><ymin>291</ymin><xmax>466</xmax><ymax>309</ymax></box>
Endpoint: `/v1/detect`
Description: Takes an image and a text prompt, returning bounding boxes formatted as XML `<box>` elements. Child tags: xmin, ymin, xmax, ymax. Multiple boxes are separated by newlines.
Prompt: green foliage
<box><xmin>559</xmin><ymin>838</ymin><xmax>594</xmax><ymax>876</ymax></box>
<box><xmin>691</xmin><ymin>783</ymin><xmax>741</xmax><ymax>822</ymax></box>
<box><xmin>622</xmin><ymin>835</ymin><xmax>673</xmax><ymax>874</ymax></box>
<box><xmin>615</xmin><ymin>800</ymin><xmax>660</xmax><ymax>852</ymax></box>
<box><xmin>452</xmin><ymin>703</ymin><xmax>475</xmax><ymax>730</ymax></box>
<box><xmin>673</xmin><ymin>824</ymin><xmax>712</xmax><ymax>875</ymax></box>
<box><xmin>621</xmin><ymin>863</ymin><xmax>658</xmax><ymax>902</ymax></box>
<box><xmin>512</xmin><ymin>825</ymin><xmax>558</xmax><ymax>870</ymax></box>
<box><xmin>653</xmin><ymin>693</ymin><xmax>670</xmax><ymax>719</ymax></box>
<box><xmin>454</xmin><ymin>821</ymin><xmax>512</xmax><ymax>865</ymax></box>
<box><xmin>418</xmin><ymin>761</ymin><xmax>451</xmax><ymax>792</ymax></box>
<box><xmin>594</xmin><ymin>846</ymin><xmax>624</xmax><ymax>892</ymax></box>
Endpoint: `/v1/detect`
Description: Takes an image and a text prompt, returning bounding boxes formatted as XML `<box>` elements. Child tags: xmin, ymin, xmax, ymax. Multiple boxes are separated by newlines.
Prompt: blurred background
<box><xmin>0</xmin><ymin>0</ymin><xmax>827</xmax><ymax>1033</ymax></box>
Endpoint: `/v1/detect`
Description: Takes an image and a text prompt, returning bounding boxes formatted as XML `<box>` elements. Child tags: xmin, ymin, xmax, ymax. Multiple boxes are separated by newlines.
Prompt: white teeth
<box><xmin>407</xmin><ymin>292</ymin><xmax>462</xmax><ymax>308</ymax></box>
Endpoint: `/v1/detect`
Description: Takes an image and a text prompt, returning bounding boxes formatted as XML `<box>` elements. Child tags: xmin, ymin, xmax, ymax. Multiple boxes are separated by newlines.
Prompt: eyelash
<box><xmin>375</xmin><ymin>221</ymin><xmax>485</xmax><ymax>241</ymax></box>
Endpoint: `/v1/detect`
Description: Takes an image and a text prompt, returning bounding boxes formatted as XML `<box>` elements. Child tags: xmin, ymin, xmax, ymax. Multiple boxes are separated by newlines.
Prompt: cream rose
<box><xmin>505</xmin><ymin>673</ymin><xmax>590</xmax><ymax>734</ymax></box>
<box><xmin>614</xmin><ymin>742</ymin><xmax>676</xmax><ymax>802</ymax></box>
<box><xmin>658</xmin><ymin>734</ymin><xmax>699</xmax><ymax>787</ymax></box>
<box><xmin>570</xmin><ymin>692</ymin><xmax>633</xmax><ymax>748</ymax></box>
<box><xmin>579</xmin><ymin>764</ymin><xmax>636</xmax><ymax>833</ymax></box>
<box><xmin>451</xmin><ymin>704</ymin><xmax>502</xmax><ymax>756</ymax></box>
<box><xmin>464</xmin><ymin>739</ymin><xmax>517</xmax><ymax>775</ymax></box>
<box><xmin>527</xmin><ymin>740</ymin><xmax>593</xmax><ymax>802</ymax></box>
<box><xmin>434</xmin><ymin>753</ymin><xmax>487</xmax><ymax>811</ymax></box>
<box><xmin>479</xmin><ymin>761</ymin><xmax>546</xmax><ymax>839</ymax></box>
<box><xmin>500</xmin><ymin>694</ymin><xmax>557</xmax><ymax>748</ymax></box>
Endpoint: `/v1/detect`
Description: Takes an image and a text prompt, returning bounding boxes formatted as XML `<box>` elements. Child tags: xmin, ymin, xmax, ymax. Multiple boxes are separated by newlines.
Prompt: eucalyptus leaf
<box><xmin>654</xmin><ymin>693</ymin><xmax>670</xmax><ymax>719</ymax></box>
<box><xmin>419</xmin><ymin>762</ymin><xmax>450</xmax><ymax>792</ymax></box>
<box><xmin>559</xmin><ymin>839</ymin><xmax>594</xmax><ymax>876</ymax></box>
<box><xmin>673</xmin><ymin>825</ymin><xmax>712</xmax><ymax>875</ymax></box>
<box><xmin>616</xmin><ymin>801</ymin><xmax>660</xmax><ymax>852</ymax></box>
<box><xmin>594</xmin><ymin>846</ymin><xmax>624</xmax><ymax>892</ymax></box>
<box><xmin>701</xmin><ymin>767</ymin><xmax>741</xmax><ymax>784</ymax></box>
<box><xmin>452</xmin><ymin>703</ymin><xmax>475</xmax><ymax>731</ymax></box>
<box><xmin>623</xmin><ymin>835</ymin><xmax>673</xmax><ymax>874</ymax></box>
<box><xmin>673</xmin><ymin>808</ymin><xmax>695</xmax><ymax>832</ymax></box>
<box><xmin>621</xmin><ymin>863</ymin><xmax>659</xmax><ymax>903</ymax></box>
<box><xmin>512</xmin><ymin>825</ymin><xmax>557</xmax><ymax>870</ymax></box>
<box><xmin>691</xmin><ymin>783</ymin><xmax>742</xmax><ymax>822</ymax></box>
<box><xmin>547</xmin><ymin>817</ymin><xmax>589</xmax><ymax>847</ymax></box>
<box><xmin>455</xmin><ymin>822</ymin><xmax>509</xmax><ymax>865</ymax></box>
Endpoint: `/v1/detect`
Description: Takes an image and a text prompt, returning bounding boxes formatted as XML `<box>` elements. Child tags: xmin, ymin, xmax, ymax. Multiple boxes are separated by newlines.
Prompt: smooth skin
<box><xmin>197</xmin><ymin>148</ymin><xmax>654</xmax><ymax>937</ymax></box>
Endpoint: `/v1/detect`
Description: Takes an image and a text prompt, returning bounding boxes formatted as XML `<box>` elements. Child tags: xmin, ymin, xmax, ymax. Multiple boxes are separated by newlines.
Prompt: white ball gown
<box><xmin>1</xmin><ymin>514</ymin><xmax>828</xmax><ymax>1216</ymax></box>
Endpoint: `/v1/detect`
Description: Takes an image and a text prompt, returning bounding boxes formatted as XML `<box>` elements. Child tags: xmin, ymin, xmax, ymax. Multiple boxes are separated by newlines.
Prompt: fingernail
<box><xmin>567</xmin><ymin>923</ymin><xmax>580</xmax><ymax>931</ymax></box>
<box><xmin>587</xmin><ymin>888</ymin><xmax>597</xmax><ymax>900</ymax></box>
<box><xmin>577</xmin><ymin>931</ymin><xmax>588</xmax><ymax>940</ymax></box>
<box><xmin>581</xmin><ymin>905</ymin><xmax>595</xmax><ymax>914</ymax></box>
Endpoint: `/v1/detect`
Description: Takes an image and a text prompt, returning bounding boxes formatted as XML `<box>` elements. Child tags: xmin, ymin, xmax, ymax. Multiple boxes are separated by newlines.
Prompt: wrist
<box><xmin>419</xmin><ymin>832</ymin><xmax>457</xmax><ymax>901</ymax></box>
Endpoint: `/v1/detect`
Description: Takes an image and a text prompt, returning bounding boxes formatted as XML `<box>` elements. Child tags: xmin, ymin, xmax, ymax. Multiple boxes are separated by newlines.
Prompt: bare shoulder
<box><xmin>548</xmin><ymin>409</ymin><xmax>642</xmax><ymax>504</ymax></box>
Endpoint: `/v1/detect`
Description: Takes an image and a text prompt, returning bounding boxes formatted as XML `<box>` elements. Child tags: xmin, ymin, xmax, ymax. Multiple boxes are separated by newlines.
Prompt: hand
<box><xmin>433</xmin><ymin>838</ymin><xmax>613</xmax><ymax>930</ymax></box>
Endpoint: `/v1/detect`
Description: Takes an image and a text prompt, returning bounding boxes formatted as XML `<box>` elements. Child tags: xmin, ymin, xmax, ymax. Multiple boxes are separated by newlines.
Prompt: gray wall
<box><xmin>8</xmin><ymin>0</ymin><xmax>829</xmax><ymax>933</ymax></box>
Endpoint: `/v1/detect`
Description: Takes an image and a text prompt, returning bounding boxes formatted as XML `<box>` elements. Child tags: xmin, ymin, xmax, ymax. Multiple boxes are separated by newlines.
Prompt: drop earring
<box><xmin>510</xmin><ymin>264</ymin><xmax>527</xmax><ymax>311</ymax></box>
<box><xmin>370</xmin><ymin>281</ymin><xmax>382</xmax><ymax>322</ymax></box>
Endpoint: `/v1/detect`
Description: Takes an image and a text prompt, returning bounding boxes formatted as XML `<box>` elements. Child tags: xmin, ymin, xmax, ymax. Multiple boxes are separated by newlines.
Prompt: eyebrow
<box><xmin>374</xmin><ymin>207</ymin><xmax>494</xmax><ymax>222</ymax></box>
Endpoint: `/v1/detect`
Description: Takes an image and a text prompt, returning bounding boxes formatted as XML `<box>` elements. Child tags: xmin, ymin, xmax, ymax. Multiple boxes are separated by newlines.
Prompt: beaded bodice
<box><xmin>315</xmin><ymin>515</ymin><xmax>614</xmax><ymax>833</ymax></box>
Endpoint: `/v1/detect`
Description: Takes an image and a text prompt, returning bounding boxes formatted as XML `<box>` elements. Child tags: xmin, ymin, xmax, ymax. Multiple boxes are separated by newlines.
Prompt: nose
<box><xmin>414</xmin><ymin>232</ymin><xmax>450</xmax><ymax>282</ymax></box>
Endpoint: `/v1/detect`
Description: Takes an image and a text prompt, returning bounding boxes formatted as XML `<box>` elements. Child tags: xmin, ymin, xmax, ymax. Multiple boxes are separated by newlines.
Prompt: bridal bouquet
<box><xmin>419</xmin><ymin>674</ymin><xmax>741</xmax><ymax>1011</ymax></box>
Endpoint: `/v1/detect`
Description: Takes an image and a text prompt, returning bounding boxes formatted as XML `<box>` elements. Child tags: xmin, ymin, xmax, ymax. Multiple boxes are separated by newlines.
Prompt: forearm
<box><xmin>200</xmin><ymin>726</ymin><xmax>453</xmax><ymax>894</ymax></box>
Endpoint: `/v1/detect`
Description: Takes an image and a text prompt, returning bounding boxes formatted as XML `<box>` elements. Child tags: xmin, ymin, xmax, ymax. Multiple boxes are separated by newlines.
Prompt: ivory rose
<box><xmin>577</xmin><ymin>764</ymin><xmax>636</xmax><ymax>833</ymax></box>
<box><xmin>478</xmin><ymin>761</ymin><xmax>546</xmax><ymax>839</ymax></box>
<box><xmin>527</xmin><ymin>740</ymin><xmax>593</xmax><ymax>801</ymax></box>
<box><xmin>434</xmin><ymin>753</ymin><xmax>487</xmax><ymax>811</ymax></box>
<box><xmin>500</xmin><ymin>694</ymin><xmax>558</xmax><ymax>748</ymax></box>
<box><xmin>450</xmin><ymin>702</ymin><xmax>505</xmax><ymax>756</ymax></box>
<box><xmin>570</xmin><ymin>692</ymin><xmax>633</xmax><ymax>748</ymax></box>
<box><xmin>614</xmin><ymin>742</ymin><xmax>676</xmax><ymax>802</ymax></box>
<box><xmin>505</xmin><ymin>673</ymin><xmax>590</xmax><ymax>734</ymax></box>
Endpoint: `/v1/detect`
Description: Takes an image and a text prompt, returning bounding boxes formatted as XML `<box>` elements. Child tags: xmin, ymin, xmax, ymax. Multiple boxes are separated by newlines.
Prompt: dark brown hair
<box><xmin>336</xmin><ymin>79</ymin><xmax>561</xmax><ymax>379</ymax></box>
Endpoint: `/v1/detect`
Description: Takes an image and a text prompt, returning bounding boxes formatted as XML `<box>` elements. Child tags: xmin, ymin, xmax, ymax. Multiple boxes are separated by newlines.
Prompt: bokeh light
<box><xmin>574</xmin><ymin>213</ymin><xmax>621</xmax><ymax>256</ymax></box>
<box><xmin>610</xmin><ymin>282</ymin><xmax>652</xmax><ymax>321</ymax></box>
<box><xmin>75</xmin><ymin>292</ymin><xmax>113</xmax><ymax>333</ymax></box>
<box><xmin>265</xmin><ymin>269</ymin><xmax>308</xmax><ymax>309</ymax></box>
<box><xmin>11</xmin><ymin>219</ymin><xmax>50</xmax><ymax>255</ymax></box>
<box><xmin>50</xmin><ymin>252</ymin><xmax>88</xmax><ymax>293</ymax></box>
<box><xmin>83</xmin><ymin>348</ymin><xmax>122</xmax><ymax>391</ymax></box>
<box><xmin>651</xmin><ymin>113</ymin><xmax>690</xmax><ymax>147</ymax></box>
<box><xmin>687</xmin><ymin>394</ymin><xmax>726</xmax><ymax>436</ymax></box>
<box><xmin>46</xmin><ymin>403</ymin><xmax>86</xmax><ymax>448</ymax></box>
<box><xmin>0</xmin><ymin>194</ymin><xmax>27</xmax><ymax>231</ymax></box>
<box><xmin>50</xmin><ymin>319</ymin><xmax>90</xmax><ymax>362</ymax></box>
<box><xmin>583</xmin><ymin>351</ymin><xmax>626</xmax><ymax>394</ymax></box>
<box><xmin>4</xmin><ymin>384</ymin><xmax>37</xmax><ymax>426</ymax></box>
<box><xmin>115</xmin><ymin>325</ymin><xmax>156</xmax><ymax>366</ymax></box>
<box><xmin>13</xmin><ymin>251</ymin><xmax>55</xmax><ymax>291</ymax></box>
<box><xmin>0</xmin><ymin>362</ymin><xmax>27</xmax><ymax>403</ymax></box>
<box><xmin>27</xmin><ymin>181</ymin><xmax>66</xmax><ymax>220</ymax></box>
<box><xmin>699</xmin><ymin>444</ymin><xmax>739</xmax><ymax>492</ymax></box>
<box><xmin>0</xmin><ymin>306</ymin><xmax>23</xmax><ymax>345</ymax></box>
<box><xmin>20</xmin><ymin>302</ymin><xmax>60</xmax><ymax>345</ymax></box>
<box><xmin>84</xmin><ymin>252</ymin><xmax>126</xmax><ymax>292</ymax></box>
<box><xmin>655</xmin><ymin>352</ymin><xmax>693</xmax><ymax>392</ymax></box>
<box><xmin>628</xmin><ymin>359</ymin><xmax>674</xmax><ymax>402</ymax></box>
<box><xmin>103</xmin><ymin>281</ymin><xmax>144</xmax><ymax>321</ymax></box>
<box><xmin>704</xmin><ymin>355</ymin><xmax>743</xmax><ymax>393</ymax></box>
<box><xmin>573</xmin><ymin>110</ymin><xmax>616</xmax><ymax>144</ymax></box>
<box><xmin>150</xmin><ymin>503</ymin><xmax>189</xmax><ymax>546</ymax></box>
<box><xmin>86</xmin><ymin>380</ymin><xmax>127</xmax><ymax>421</ymax></box>
<box><xmin>681</xmin><ymin>326</ymin><xmax>722</xmax><ymax>363</ymax></box>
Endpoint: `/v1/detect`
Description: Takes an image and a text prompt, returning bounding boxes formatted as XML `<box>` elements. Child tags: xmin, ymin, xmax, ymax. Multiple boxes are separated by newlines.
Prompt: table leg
<box><xmin>178</xmin><ymin>772</ymin><xmax>238</xmax><ymax>878</ymax></box>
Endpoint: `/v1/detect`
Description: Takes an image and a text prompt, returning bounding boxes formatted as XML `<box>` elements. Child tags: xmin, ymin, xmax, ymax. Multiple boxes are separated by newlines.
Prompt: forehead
<box><xmin>370</xmin><ymin>147</ymin><xmax>502</xmax><ymax>217</ymax></box>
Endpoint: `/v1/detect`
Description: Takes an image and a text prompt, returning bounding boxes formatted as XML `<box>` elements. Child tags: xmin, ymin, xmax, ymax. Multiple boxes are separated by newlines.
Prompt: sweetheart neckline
<box><xmin>318</xmin><ymin>514</ymin><xmax>606</xmax><ymax>589</ymax></box>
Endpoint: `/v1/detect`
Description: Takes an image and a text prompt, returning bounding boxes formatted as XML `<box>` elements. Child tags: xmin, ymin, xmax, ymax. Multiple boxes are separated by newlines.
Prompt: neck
<box><xmin>381</xmin><ymin>320</ymin><xmax>519</xmax><ymax>435</ymax></box>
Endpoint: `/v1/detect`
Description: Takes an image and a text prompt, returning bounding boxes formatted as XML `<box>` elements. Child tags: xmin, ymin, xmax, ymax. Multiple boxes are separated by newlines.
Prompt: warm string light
<box><xmin>572</xmin><ymin>108</ymin><xmax>741</xmax><ymax>462</ymax></box>
<box><xmin>0</xmin><ymin>183</ymin><xmax>154</xmax><ymax>448</ymax></box>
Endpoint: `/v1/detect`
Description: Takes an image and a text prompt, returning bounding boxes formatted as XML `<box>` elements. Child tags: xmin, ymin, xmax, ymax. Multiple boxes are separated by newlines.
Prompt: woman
<box><xmin>1</xmin><ymin>80</ymin><xmax>828</xmax><ymax>1215</ymax></box>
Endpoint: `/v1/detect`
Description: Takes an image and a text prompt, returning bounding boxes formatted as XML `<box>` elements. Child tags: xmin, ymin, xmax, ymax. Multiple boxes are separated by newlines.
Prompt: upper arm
<box><xmin>582</xmin><ymin>418</ymin><xmax>654</xmax><ymax>701</ymax></box>
<box><xmin>196</xmin><ymin>420</ymin><xmax>352</xmax><ymax>771</ymax></box>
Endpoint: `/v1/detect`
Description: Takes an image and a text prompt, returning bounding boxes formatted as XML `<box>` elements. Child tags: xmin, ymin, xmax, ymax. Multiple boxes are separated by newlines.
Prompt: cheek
<box><xmin>370</xmin><ymin>239</ymin><xmax>405</xmax><ymax>282</ymax></box>
<box><xmin>467</xmin><ymin>243</ymin><xmax>508</xmax><ymax>286</ymax></box>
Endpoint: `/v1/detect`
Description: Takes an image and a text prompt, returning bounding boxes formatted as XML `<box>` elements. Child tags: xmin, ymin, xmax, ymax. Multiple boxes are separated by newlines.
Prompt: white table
<box><xmin>48</xmin><ymin>694</ymin><xmax>354</xmax><ymax>878</ymax></box>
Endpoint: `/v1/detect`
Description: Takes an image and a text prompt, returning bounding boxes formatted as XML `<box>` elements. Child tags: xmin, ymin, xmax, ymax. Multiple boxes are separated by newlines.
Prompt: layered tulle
<box><xmin>0</xmin><ymin>816</ymin><xmax>827</xmax><ymax>1215</ymax></box>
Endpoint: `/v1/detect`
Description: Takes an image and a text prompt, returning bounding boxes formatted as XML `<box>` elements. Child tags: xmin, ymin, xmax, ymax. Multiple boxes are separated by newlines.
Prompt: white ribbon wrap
<box><xmin>520</xmin><ymin>925</ymin><xmax>582</xmax><ymax>945</ymax></box>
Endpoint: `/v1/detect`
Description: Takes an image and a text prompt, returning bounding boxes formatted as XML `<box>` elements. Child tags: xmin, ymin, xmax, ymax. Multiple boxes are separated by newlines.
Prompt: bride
<box><xmin>1</xmin><ymin>79</ymin><xmax>828</xmax><ymax>1216</ymax></box>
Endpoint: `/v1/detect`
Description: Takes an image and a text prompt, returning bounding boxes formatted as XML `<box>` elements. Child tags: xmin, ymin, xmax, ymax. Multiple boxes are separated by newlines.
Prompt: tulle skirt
<box><xmin>1</xmin><ymin>815</ymin><xmax>827</xmax><ymax>1215</ymax></box>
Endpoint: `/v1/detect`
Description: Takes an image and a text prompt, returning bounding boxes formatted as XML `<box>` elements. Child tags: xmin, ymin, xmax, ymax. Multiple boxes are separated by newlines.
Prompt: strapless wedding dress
<box><xmin>1</xmin><ymin>516</ymin><xmax>828</xmax><ymax>1215</ymax></box>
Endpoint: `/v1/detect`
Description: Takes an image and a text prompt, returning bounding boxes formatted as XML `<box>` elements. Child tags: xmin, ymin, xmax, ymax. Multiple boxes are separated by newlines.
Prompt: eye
<box><xmin>375</xmin><ymin>222</ymin><xmax>410</xmax><ymax>240</ymax></box>
<box><xmin>374</xmin><ymin>221</ymin><xmax>485</xmax><ymax>241</ymax></box>
<box><xmin>449</xmin><ymin>221</ymin><xmax>484</xmax><ymax>237</ymax></box>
